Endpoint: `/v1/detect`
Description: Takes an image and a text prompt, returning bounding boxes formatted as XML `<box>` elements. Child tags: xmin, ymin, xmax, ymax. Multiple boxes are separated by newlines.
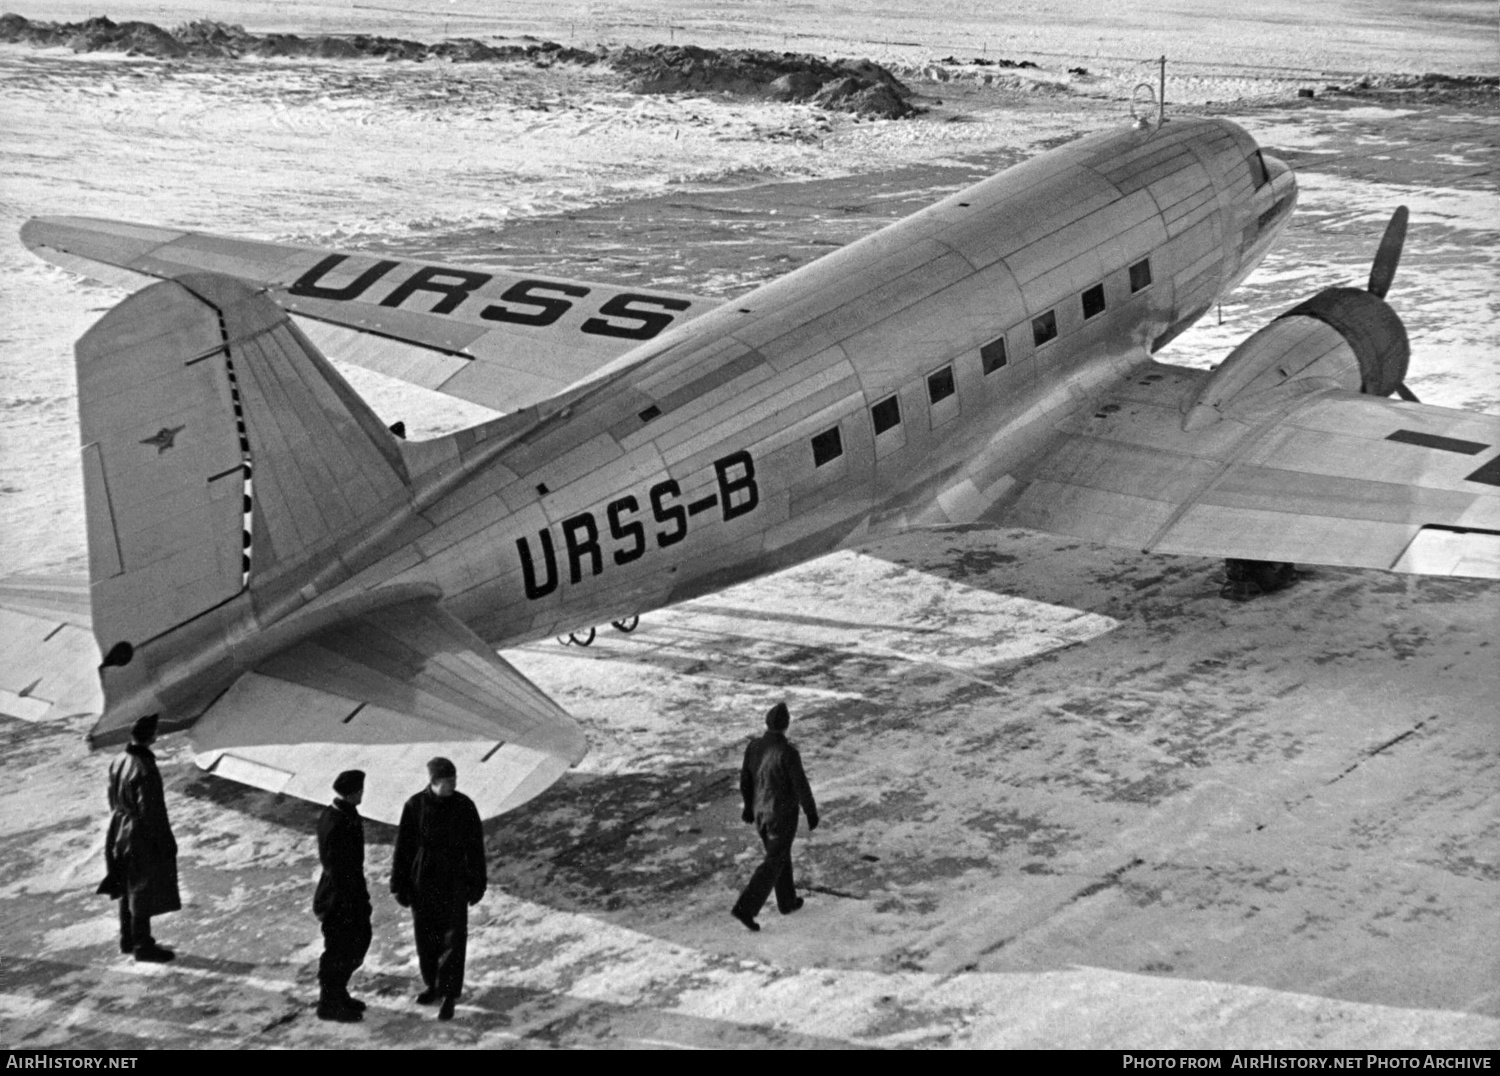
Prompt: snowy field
<box><xmin>0</xmin><ymin>0</ymin><xmax>1496</xmax><ymax>1051</ymax></box>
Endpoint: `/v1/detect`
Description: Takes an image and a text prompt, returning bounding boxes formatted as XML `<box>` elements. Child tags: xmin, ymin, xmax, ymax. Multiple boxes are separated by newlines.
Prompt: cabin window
<box><xmin>811</xmin><ymin>425</ymin><xmax>843</xmax><ymax>467</ymax></box>
<box><xmin>1129</xmin><ymin>258</ymin><xmax>1152</xmax><ymax>293</ymax></box>
<box><xmin>1031</xmin><ymin>310</ymin><xmax>1057</xmax><ymax>347</ymax></box>
<box><xmin>1248</xmin><ymin>149</ymin><xmax>1269</xmax><ymax>189</ymax></box>
<box><xmin>1081</xmin><ymin>283</ymin><xmax>1106</xmax><ymax>320</ymax></box>
<box><xmin>927</xmin><ymin>365</ymin><xmax>956</xmax><ymax>403</ymax></box>
<box><xmin>871</xmin><ymin>395</ymin><xmax>901</xmax><ymax>435</ymax></box>
<box><xmin>980</xmin><ymin>336</ymin><xmax>1008</xmax><ymax>374</ymax></box>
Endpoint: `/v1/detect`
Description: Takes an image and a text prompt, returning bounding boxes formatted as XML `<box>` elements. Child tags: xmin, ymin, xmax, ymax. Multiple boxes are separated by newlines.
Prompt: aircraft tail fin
<box><xmin>77</xmin><ymin>273</ymin><xmax>412</xmax><ymax>741</ymax></box>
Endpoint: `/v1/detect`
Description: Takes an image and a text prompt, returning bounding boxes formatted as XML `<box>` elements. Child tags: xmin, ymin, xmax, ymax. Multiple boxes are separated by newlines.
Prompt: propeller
<box><xmin>1366</xmin><ymin>205</ymin><xmax>1418</xmax><ymax>402</ymax></box>
<box><xmin>1367</xmin><ymin>205</ymin><xmax>1407</xmax><ymax>299</ymax></box>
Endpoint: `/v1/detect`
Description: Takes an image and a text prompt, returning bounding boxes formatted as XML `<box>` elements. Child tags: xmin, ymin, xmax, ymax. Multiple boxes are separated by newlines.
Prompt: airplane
<box><xmin>3</xmin><ymin>114</ymin><xmax>1497</xmax><ymax>824</ymax></box>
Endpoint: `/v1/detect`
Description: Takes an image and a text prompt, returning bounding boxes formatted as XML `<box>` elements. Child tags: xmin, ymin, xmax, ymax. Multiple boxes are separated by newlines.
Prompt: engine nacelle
<box><xmin>1182</xmin><ymin>287</ymin><xmax>1409</xmax><ymax>430</ymax></box>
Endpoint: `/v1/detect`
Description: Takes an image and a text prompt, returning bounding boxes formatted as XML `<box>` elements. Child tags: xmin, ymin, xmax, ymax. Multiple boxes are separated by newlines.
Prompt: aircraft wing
<box><xmin>0</xmin><ymin>573</ymin><xmax>102</xmax><ymax>722</ymax></box>
<box><xmin>189</xmin><ymin>598</ymin><xmax>588</xmax><ymax>823</ymax></box>
<box><xmin>977</xmin><ymin>364</ymin><xmax>1500</xmax><ymax>577</ymax></box>
<box><xmin>22</xmin><ymin>215</ymin><xmax>718</xmax><ymax>413</ymax></box>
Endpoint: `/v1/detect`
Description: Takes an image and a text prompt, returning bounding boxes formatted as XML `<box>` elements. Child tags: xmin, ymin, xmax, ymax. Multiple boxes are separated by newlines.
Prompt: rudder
<box><xmin>78</xmin><ymin>277</ymin><xmax>252</xmax><ymax>654</ymax></box>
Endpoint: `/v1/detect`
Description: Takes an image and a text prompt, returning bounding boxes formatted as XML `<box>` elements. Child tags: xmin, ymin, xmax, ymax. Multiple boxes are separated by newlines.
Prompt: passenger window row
<box><xmin>810</xmin><ymin>257</ymin><xmax>1152</xmax><ymax>467</ymax></box>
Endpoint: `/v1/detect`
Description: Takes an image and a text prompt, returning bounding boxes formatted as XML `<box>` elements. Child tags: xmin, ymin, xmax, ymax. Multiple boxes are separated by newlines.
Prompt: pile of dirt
<box><xmin>0</xmin><ymin>14</ymin><xmax>917</xmax><ymax>117</ymax></box>
<box><xmin>0</xmin><ymin>13</ymin><xmax>188</xmax><ymax>57</ymax></box>
<box><xmin>0</xmin><ymin>14</ymin><xmax>598</xmax><ymax>65</ymax></box>
<box><xmin>890</xmin><ymin>55</ymin><xmax>1070</xmax><ymax>94</ymax></box>
<box><xmin>604</xmin><ymin>44</ymin><xmax>917</xmax><ymax>118</ymax></box>
<box><xmin>936</xmin><ymin>55</ymin><xmax>1039</xmax><ymax>70</ymax></box>
<box><xmin>168</xmin><ymin>19</ymin><xmax>248</xmax><ymax>58</ymax></box>
<box><xmin>1328</xmin><ymin>72</ymin><xmax>1500</xmax><ymax>106</ymax></box>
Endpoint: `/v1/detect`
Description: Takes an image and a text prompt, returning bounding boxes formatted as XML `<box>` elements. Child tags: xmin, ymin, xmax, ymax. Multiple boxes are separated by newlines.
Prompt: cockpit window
<box><xmin>1259</xmin><ymin>194</ymin><xmax>1293</xmax><ymax>230</ymax></box>
<box><xmin>1248</xmin><ymin>150</ymin><xmax>1269</xmax><ymax>189</ymax></box>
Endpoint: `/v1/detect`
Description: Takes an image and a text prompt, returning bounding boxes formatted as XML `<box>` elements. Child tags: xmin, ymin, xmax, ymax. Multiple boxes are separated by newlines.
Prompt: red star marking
<box><xmin>140</xmin><ymin>425</ymin><xmax>185</xmax><ymax>454</ymax></box>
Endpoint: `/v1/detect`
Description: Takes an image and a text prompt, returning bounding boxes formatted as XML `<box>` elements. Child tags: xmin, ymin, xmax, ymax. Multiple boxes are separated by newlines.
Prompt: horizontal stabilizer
<box><xmin>189</xmin><ymin>598</ymin><xmax>588</xmax><ymax>822</ymax></box>
<box><xmin>24</xmin><ymin>215</ymin><xmax>716</xmax><ymax>413</ymax></box>
<box><xmin>0</xmin><ymin>574</ymin><xmax>101</xmax><ymax>722</ymax></box>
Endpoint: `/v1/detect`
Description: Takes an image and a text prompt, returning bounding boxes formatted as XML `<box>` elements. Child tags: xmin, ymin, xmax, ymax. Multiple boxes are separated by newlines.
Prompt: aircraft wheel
<box><xmin>570</xmin><ymin>627</ymin><xmax>596</xmax><ymax>647</ymax></box>
<box><xmin>1220</xmin><ymin>559</ymin><xmax>1298</xmax><ymax>601</ymax></box>
<box><xmin>611</xmin><ymin>616</ymin><xmax>639</xmax><ymax>633</ymax></box>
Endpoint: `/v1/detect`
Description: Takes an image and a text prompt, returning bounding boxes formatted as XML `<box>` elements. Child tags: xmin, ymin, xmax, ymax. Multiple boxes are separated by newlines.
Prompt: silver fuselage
<box><xmin>312</xmin><ymin>117</ymin><xmax>1297</xmax><ymax>648</ymax></box>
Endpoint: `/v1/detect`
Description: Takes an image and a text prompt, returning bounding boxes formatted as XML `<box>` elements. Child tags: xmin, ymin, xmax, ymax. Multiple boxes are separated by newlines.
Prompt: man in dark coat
<box><xmin>313</xmin><ymin>769</ymin><xmax>373</xmax><ymax>1022</ymax></box>
<box><xmin>98</xmin><ymin>714</ymin><xmax>181</xmax><ymax>962</ymax></box>
<box><xmin>391</xmin><ymin>757</ymin><xmax>487</xmax><ymax>1022</ymax></box>
<box><xmin>731</xmin><ymin>702</ymin><xmax>820</xmax><ymax>932</ymax></box>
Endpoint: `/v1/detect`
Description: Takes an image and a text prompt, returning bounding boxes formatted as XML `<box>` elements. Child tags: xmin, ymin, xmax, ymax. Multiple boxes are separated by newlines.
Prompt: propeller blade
<box><xmin>1394</xmin><ymin>382</ymin><xmax>1420</xmax><ymax>403</ymax></box>
<box><xmin>1367</xmin><ymin>205</ymin><xmax>1408</xmax><ymax>298</ymax></box>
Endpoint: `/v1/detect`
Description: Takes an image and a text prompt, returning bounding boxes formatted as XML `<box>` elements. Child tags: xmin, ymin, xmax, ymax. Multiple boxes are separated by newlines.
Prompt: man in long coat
<box><xmin>391</xmin><ymin>757</ymin><xmax>487</xmax><ymax>1022</ymax></box>
<box><xmin>731</xmin><ymin>701</ymin><xmax>820</xmax><ymax>932</ymax></box>
<box><xmin>98</xmin><ymin>714</ymin><xmax>180</xmax><ymax>962</ymax></box>
<box><xmin>313</xmin><ymin>769</ymin><xmax>373</xmax><ymax>1022</ymax></box>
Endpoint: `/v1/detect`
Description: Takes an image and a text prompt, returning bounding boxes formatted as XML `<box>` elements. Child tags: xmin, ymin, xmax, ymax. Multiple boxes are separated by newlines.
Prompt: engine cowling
<box><xmin>1181</xmin><ymin>286</ymin><xmax>1409</xmax><ymax>431</ymax></box>
<box><xmin>1283</xmin><ymin>287</ymin><xmax>1410</xmax><ymax>396</ymax></box>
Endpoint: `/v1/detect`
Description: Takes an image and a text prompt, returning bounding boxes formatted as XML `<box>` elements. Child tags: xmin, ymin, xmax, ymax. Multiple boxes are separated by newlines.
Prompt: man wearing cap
<box><xmin>731</xmin><ymin>702</ymin><xmax>820</xmax><ymax>932</ymax></box>
<box><xmin>391</xmin><ymin>758</ymin><xmax>487</xmax><ymax>1021</ymax></box>
<box><xmin>313</xmin><ymin>769</ymin><xmax>372</xmax><ymax>1022</ymax></box>
<box><xmin>98</xmin><ymin>714</ymin><xmax>181</xmax><ymax>962</ymax></box>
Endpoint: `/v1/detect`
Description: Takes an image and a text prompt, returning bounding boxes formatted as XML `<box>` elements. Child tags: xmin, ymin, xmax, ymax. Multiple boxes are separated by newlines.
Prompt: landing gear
<box><xmin>1221</xmin><ymin>559</ymin><xmax>1298</xmax><ymax>601</ymax></box>
<box><xmin>557</xmin><ymin>626</ymin><xmax>596</xmax><ymax>647</ymax></box>
<box><xmin>556</xmin><ymin>616</ymin><xmax>640</xmax><ymax>646</ymax></box>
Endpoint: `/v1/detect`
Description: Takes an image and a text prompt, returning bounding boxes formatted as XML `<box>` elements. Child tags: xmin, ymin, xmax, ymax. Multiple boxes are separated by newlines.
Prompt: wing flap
<box><xmin>988</xmin><ymin>364</ymin><xmax>1500</xmax><ymax>577</ymax></box>
<box><xmin>188</xmin><ymin>598</ymin><xmax>587</xmax><ymax>821</ymax></box>
<box><xmin>1392</xmin><ymin>526</ymin><xmax>1500</xmax><ymax>576</ymax></box>
<box><xmin>24</xmin><ymin>215</ymin><xmax>718</xmax><ymax>413</ymax></box>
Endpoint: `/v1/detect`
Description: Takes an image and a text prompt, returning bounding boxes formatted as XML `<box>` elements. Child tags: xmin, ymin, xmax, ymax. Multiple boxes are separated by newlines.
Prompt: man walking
<box><xmin>391</xmin><ymin>758</ymin><xmax>487</xmax><ymax>1021</ymax></box>
<box><xmin>732</xmin><ymin>702</ymin><xmax>819</xmax><ymax>932</ymax></box>
<box><xmin>313</xmin><ymin>769</ymin><xmax>372</xmax><ymax>1022</ymax></box>
<box><xmin>98</xmin><ymin>714</ymin><xmax>180</xmax><ymax>962</ymax></box>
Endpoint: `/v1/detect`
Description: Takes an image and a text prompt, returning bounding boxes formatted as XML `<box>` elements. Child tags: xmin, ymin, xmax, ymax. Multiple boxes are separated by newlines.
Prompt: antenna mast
<box><xmin>1158</xmin><ymin>55</ymin><xmax>1166</xmax><ymax>126</ymax></box>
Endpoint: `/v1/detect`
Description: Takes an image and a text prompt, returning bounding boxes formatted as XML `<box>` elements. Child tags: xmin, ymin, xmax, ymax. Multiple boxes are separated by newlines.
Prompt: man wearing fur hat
<box><xmin>313</xmin><ymin>769</ymin><xmax>373</xmax><ymax>1022</ymax></box>
<box><xmin>99</xmin><ymin>714</ymin><xmax>181</xmax><ymax>962</ymax></box>
<box><xmin>391</xmin><ymin>757</ymin><xmax>487</xmax><ymax>1021</ymax></box>
<box><xmin>731</xmin><ymin>701</ymin><xmax>820</xmax><ymax>932</ymax></box>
